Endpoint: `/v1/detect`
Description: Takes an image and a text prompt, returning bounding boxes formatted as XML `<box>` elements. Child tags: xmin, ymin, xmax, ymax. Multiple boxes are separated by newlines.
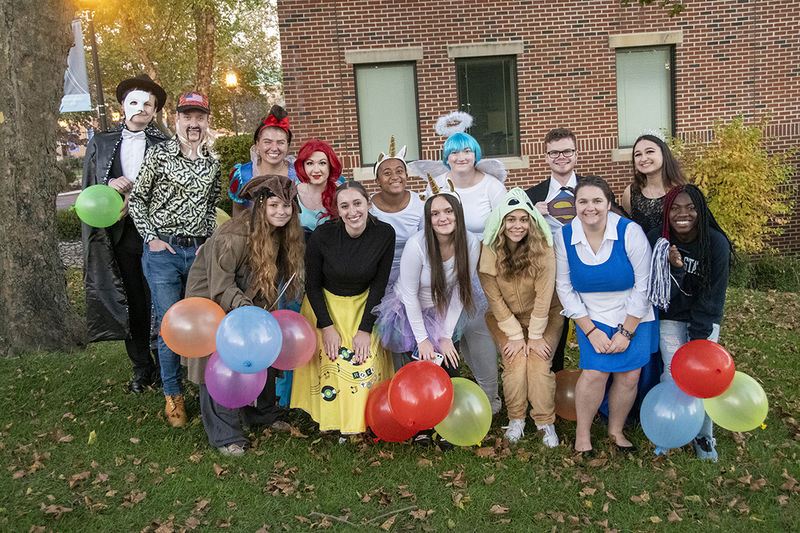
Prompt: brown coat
<box><xmin>183</xmin><ymin>219</ymin><xmax>267</xmax><ymax>384</ymax></box>
<box><xmin>478</xmin><ymin>243</ymin><xmax>563</xmax><ymax>347</ymax></box>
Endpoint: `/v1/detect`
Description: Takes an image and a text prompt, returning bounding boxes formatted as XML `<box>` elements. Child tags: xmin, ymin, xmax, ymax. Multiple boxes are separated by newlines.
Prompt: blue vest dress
<box><xmin>563</xmin><ymin>217</ymin><xmax>656</xmax><ymax>373</ymax></box>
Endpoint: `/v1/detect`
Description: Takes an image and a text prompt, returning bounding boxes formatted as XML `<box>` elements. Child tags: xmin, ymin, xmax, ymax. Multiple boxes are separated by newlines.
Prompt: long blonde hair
<box><xmin>494</xmin><ymin>215</ymin><xmax>548</xmax><ymax>281</ymax></box>
<box><xmin>245</xmin><ymin>198</ymin><xmax>305</xmax><ymax>306</ymax></box>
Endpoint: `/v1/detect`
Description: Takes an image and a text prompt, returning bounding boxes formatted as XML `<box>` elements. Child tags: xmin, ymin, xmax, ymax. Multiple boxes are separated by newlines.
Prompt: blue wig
<box><xmin>442</xmin><ymin>132</ymin><xmax>482</xmax><ymax>168</ymax></box>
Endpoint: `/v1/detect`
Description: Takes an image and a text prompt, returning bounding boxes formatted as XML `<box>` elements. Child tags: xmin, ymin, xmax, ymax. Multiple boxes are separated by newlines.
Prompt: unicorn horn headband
<box><xmin>373</xmin><ymin>135</ymin><xmax>408</xmax><ymax>178</ymax></box>
<box><xmin>421</xmin><ymin>173</ymin><xmax>460</xmax><ymax>202</ymax></box>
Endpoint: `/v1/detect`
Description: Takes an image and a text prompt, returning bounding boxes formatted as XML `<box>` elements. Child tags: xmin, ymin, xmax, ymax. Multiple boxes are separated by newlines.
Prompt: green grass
<box><xmin>1</xmin><ymin>287</ymin><xmax>799</xmax><ymax>531</ymax></box>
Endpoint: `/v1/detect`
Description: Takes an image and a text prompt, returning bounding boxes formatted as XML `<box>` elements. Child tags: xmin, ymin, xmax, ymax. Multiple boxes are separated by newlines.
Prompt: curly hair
<box><xmin>494</xmin><ymin>214</ymin><xmax>549</xmax><ymax>280</ymax></box>
<box><xmin>294</xmin><ymin>139</ymin><xmax>342</xmax><ymax>219</ymax></box>
<box><xmin>245</xmin><ymin>197</ymin><xmax>306</xmax><ymax>307</ymax></box>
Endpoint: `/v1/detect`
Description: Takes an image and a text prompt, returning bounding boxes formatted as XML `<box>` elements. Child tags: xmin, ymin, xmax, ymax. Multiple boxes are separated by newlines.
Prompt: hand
<box><xmin>352</xmin><ymin>330</ymin><xmax>371</xmax><ymax>364</ymax></box>
<box><xmin>535</xmin><ymin>201</ymin><xmax>549</xmax><ymax>216</ymax></box>
<box><xmin>321</xmin><ymin>326</ymin><xmax>341</xmax><ymax>362</ymax></box>
<box><xmin>528</xmin><ymin>337</ymin><xmax>553</xmax><ymax>360</ymax></box>
<box><xmin>438</xmin><ymin>338</ymin><xmax>460</xmax><ymax>368</ymax></box>
<box><xmin>119</xmin><ymin>193</ymin><xmax>130</xmax><ymax>219</ymax></box>
<box><xmin>586</xmin><ymin>328</ymin><xmax>612</xmax><ymax>354</ymax></box>
<box><xmin>416</xmin><ymin>339</ymin><xmax>436</xmax><ymax>361</ymax></box>
<box><xmin>148</xmin><ymin>238</ymin><xmax>175</xmax><ymax>254</ymax></box>
<box><xmin>108</xmin><ymin>176</ymin><xmax>134</xmax><ymax>194</ymax></box>
<box><xmin>502</xmin><ymin>338</ymin><xmax>526</xmax><ymax>362</ymax></box>
<box><xmin>607</xmin><ymin>331</ymin><xmax>631</xmax><ymax>354</ymax></box>
<box><xmin>668</xmin><ymin>245</ymin><xmax>683</xmax><ymax>268</ymax></box>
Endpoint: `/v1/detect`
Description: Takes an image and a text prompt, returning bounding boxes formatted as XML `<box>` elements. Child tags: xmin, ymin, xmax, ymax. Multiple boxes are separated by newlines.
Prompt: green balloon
<box><xmin>434</xmin><ymin>377</ymin><xmax>492</xmax><ymax>446</ymax></box>
<box><xmin>74</xmin><ymin>184</ymin><xmax>124</xmax><ymax>228</ymax></box>
<box><xmin>703</xmin><ymin>371</ymin><xmax>768</xmax><ymax>432</ymax></box>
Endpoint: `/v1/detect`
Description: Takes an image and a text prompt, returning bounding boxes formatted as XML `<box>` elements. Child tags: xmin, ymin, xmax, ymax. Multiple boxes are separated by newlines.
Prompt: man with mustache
<box><xmin>82</xmin><ymin>74</ymin><xmax>168</xmax><ymax>395</ymax></box>
<box><xmin>130</xmin><ymin>92</ymin><xmax>221</xmax><ymax>427</ymax></box>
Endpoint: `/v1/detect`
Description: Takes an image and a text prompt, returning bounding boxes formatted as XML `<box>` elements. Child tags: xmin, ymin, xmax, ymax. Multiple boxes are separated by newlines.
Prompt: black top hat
<box><xmin>116</xmin><ymin>74</ymin><xmax>167</xmax><ymax>112</ymax></box>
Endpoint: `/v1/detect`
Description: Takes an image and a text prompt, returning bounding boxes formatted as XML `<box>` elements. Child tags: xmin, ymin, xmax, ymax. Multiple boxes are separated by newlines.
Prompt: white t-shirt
<box><xmin>369</xmin><ymin>192</ymin><xmax>425</xmax><ymax>283</ymax></box>
<box><xmin>428</xmin><ymin>172</ymin><xmax>506</xmax><ymax>238</ymax></box>
<box><xmin>395</xmin><ymin>230</ymin><xmax>481</xmax><ymax>343</ymax></box>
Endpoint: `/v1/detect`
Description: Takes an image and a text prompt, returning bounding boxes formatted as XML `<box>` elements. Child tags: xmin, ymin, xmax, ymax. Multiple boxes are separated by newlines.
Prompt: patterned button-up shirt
<box><xmin>130</xmin><ymin>136</ymin><xmax>221</xmax><ymax>243</ymax></box>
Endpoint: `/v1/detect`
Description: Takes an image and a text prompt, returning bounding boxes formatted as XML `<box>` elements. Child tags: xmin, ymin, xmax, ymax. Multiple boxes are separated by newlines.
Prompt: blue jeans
<box><xmin>142</xmin><ymin>244</ymin><xmax>198</xmax><ymax>396</ymax></box>
<box><xmin>659</xmin><ymin>320</ymin><xmax>720</xmax><ymax>440</ymax></box>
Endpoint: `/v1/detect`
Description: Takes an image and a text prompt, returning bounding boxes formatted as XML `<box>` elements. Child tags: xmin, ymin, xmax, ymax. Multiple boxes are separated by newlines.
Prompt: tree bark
<box><xmin>0</xmin><ymin>0</ymin><xmax>84</xmax><ymax>355</ymax></box>
<box><xmin>193</xmin><ymin>4</ymin><xmax>215</xmax><ymax>97</ymax></box>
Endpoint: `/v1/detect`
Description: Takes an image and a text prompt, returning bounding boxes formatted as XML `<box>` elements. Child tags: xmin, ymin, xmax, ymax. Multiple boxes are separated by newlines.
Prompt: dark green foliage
<box><xmin>214</xmin><ymin>134</ymin><xmax>252</xmax><ymax>215</ymax></box>
<box><xmin>56</xmin><ymin>208</ymin><xmax>82</xmax><ymax>241</ymax></box>
<box><xmin>730</xmin><ymin>253</ymin><xmax>800</xmax><ymax>293</ymax></box>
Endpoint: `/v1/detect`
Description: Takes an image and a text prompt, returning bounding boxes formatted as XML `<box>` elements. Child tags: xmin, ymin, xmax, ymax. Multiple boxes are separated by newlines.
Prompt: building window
<box><xmin>616</xmin><ymin>46</ymin><xmax>674</xmax><ymax>147</ymax></box>
<box><xmin>354</xmin><ymin>62</ymin><xmax>420</xmax><ymax>166</ymax></box>
<box><xmin>455</xmin><ymin>55</ymin><xmax>520</xmax><ymax>158</ymax></box>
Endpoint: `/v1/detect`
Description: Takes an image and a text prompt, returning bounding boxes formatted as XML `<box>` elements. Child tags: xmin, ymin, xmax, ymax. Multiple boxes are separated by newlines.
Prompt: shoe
<box><xmin>127</xmin><ymin>375</ymin><xmax>151</xmax><ymax>394</ymax></box>
<box><xmin>537</xmin><ymin>424</ymin><xmax>559</xmax><ymax>448</ymax></box>
<box><xmin>413</xmin><ymin>433</ymin><xmax>432</xmax><ymax>447</ymax></box>
<box><xmin>504</xmin><ymin>419</ymin><xmax>525</xmax><ymax>443</ymax></box>
<box><xmin>608</xmin><ymin>434</ymin><xmax>637</xmax><ymax>454</ymax></box>
<box><xmin>217</xmin><ymin>443</ymin><xmax>246</xmax><ymax>456</ymax></box>
<box><xmin>437</xmin><ymin>437</ymin><xmax>454</xmax><ymax>451</ymax></box>
<box><xmin>694</xmin><ymin>436</ymin><xmax>718</xmax><ymax>462</ymax></box>
<box><xmin>164</xmin><ymin>395</ymin><xmax>187</xmax><ymax>427</ymax></box>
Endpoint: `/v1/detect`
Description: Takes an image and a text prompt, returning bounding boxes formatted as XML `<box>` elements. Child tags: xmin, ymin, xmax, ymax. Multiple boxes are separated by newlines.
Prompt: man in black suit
<box><xmin>524</xmin><ymin>128</ymin><xmax>580</xmax><ymax>373</ymax></box>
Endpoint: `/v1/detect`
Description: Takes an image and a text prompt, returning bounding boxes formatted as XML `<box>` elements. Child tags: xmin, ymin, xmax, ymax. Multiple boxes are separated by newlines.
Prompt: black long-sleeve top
<box><xmin>305</xmin><ymin>216</ymin><xmax>395</xmax><ymax>332</ymax></box>
<box><xmin>647</xmin><ymin>228</ymin><xmax>730</xmax><ymax>340</ymax></box>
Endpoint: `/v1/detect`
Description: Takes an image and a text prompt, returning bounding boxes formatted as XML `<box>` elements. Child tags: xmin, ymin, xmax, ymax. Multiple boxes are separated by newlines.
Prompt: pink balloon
<box><xmin>205</xmin><ymin>352</ymin><xmax>268</xmax><ymax>408</ymax></box>
<box><xmin>271</xmin><ymin>310</ymin><xmax>317</xmax><ymax>370</ymax></box>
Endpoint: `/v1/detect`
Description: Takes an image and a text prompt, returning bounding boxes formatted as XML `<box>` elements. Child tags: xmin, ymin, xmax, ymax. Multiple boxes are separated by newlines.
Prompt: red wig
<box><xmin>294</xmin><ymin>139</ymin><xmax>342</xmax><ymax>219</ymax></box>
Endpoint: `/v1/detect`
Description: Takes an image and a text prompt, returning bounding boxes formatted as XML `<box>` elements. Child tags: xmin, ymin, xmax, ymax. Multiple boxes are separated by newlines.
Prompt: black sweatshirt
<box><xmin>305</xmin><ymin>216</ymin><xmax>395</xmax><ymax>332</ymax></box>
<box><xmin>647</xmin><ymin>228</ymin><xmax>730</xmax><ymax>340</ymax></box>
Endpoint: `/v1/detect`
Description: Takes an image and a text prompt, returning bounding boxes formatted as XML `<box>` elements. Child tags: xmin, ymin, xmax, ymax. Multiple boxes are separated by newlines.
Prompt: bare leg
<box><xmin>574</xmin><ymin>369</ymin><xmax>609</xmax><ymax>451</ymax></box>
<box><xmin>607</xmin><ymin>368</ymin><xmax>641</xmax><ymax>446</ymax></box>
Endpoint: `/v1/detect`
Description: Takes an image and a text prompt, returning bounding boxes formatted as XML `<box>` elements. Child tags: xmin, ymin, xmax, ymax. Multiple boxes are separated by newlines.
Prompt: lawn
<box><xmin>1</xmin><ymin>286</ymin><xmax>798</xmax><ymax>532</ymax></box>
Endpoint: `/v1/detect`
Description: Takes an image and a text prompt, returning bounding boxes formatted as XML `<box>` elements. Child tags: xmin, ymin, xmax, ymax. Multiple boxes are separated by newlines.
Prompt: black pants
<box><xmin>550</xmin><ymin>316</ymin><xmax>569</xmax><ymax>374</ymax></box>
<box><xmin>113</xmin><ymin>217</ymin><xmax>157</xmax><ymax>378</ymax></box>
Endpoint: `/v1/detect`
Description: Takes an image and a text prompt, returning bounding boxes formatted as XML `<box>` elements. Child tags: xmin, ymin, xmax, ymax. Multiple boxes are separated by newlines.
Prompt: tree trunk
<box><xmin>193</xmin><ymin>4</ymin><xmax>215</xmax><ymax>97</ymax></box>
<box><xmin>0</xmin><ymin>0</ymin><xmax>84</xmax><ymax>355</ymax></box>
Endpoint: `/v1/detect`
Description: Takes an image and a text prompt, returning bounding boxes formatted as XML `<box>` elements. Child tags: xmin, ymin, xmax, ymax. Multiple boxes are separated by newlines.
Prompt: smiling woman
<box><xmin>294</xmin><ymin>139</ymin><xmax>345</xmax><ymax>234</ymax></box>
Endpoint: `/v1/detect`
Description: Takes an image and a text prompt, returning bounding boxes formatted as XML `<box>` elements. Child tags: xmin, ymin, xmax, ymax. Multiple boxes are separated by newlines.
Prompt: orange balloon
<box><xmin>555</xmin><ymin>369</ymin><xmax>581</xmax><ymax>421</ymax></box>
<box><xmin>161</xmin><ymin>297</ymin><xmax>226</xmax><ymax>358</ymax></box>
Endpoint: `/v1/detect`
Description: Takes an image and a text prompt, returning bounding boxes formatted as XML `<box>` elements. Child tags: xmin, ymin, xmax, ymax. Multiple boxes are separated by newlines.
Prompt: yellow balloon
<box><xmin>215</xmin><ymin>207</ymin><xmax>231</xmax><ymax>227</ymax></box>
<box><xmin>703</xmin><ymin>371</ymin><xmax>768</xmax><ymax>432</ymax></box>
<box><xmin>434</xmin><ymin>377</ymin><xmax>491</xmax><ymax>446</ymax></box>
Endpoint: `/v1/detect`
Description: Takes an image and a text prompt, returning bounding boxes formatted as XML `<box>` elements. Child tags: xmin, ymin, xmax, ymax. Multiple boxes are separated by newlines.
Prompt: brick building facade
<box><xmin>277</xmin><ymin>0</ymin><xmax>800</xmax><ymax>250</ymax></box>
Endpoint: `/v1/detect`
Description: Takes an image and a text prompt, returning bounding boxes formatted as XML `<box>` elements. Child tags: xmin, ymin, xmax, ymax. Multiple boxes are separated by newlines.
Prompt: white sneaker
<box><xmin>537</xmin><ymin>424</ymin><xmax>559</xmax><ymax>448</ymax></box>
<box><xmin>504</xmin><ymin>419</ymin><xmax>525</xmax><ymax>443</ymax></box>
<box><xmin>217</xmin><ymin>443</ymin><xmax>246</xmax><ymax>456</ymax></box>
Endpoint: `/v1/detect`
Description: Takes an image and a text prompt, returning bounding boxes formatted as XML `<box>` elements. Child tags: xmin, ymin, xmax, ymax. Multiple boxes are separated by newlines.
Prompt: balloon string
<box><xmin>269</xmin><ymin>272</ymin><xmax>297</xmax><ymax>311</ymax></box>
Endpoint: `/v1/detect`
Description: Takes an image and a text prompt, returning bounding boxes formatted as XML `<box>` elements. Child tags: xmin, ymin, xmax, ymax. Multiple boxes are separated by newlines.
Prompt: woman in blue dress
<box><xmin>554</xmin><ymin>176</ymin><xmax>657</xmax><ymax>454</ymax></box>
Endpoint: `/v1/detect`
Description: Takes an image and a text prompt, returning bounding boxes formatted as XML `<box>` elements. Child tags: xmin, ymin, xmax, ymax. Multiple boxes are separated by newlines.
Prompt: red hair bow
<box><xmin>263</xmin><ymin>115</ymin><xmax>290</xmax><ymax>131</ymax></box>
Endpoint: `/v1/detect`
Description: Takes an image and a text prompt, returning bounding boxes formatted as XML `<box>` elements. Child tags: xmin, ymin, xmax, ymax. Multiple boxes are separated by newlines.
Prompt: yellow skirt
<box><xmin>290</xmin><ymin>290</ymin><xmax>393</xmax><ymax>434</ymax></box>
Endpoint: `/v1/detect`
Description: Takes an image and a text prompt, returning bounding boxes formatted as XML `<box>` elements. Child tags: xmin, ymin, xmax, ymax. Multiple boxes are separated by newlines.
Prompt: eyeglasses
<box><xmin>546</xmin><ymin>149</ymin><xmax>576</xmax><ymax>159</ymax></box>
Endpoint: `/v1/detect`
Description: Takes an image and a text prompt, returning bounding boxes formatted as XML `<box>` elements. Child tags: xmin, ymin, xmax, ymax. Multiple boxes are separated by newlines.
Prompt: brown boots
<box><xmin>165</xmin><ymin>395</ymin><xmax>187</xmax><ymax>427</ymax></box>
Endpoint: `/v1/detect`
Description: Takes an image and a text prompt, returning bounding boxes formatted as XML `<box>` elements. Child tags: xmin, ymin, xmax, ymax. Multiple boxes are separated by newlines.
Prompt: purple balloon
<box><xmin>204</xmin><ymin>352</ymin><xmax>268</xmax><ymax>409</ymax></box>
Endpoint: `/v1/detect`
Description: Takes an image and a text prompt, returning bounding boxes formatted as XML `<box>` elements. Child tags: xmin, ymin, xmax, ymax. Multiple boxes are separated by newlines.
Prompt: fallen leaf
<box><xmin>417</xmin><ymin>458</ymin><xmax>432</xmax><ymax>467</ymax></box>
<box><xmin>130</xmin><ymin>438</ymin><xmax>140</xmax><ymax>444</ymax></box>
<box><xmin>379</xmin><ymin>515</ymin><xmax>396</xmax><ymax>531</ymax></box>
<box><xmin>489</xmin><ymin>504</ymin><xmax>508</xmax><ymax>515</ymax></box>
<box><xmin>40</xmin><ymin>503</ymin><xmax>72</xmax><ymax>518</ymax></box>
<box><xmin>58</xmin><ymin>435</ymin><xmax>74</xmax><ymax>443</ymax></box>
<box><xmin>476</xmin><ymin>447</ymin><xmax>496</xmax><ymax>458</ymax></box>
<box><xmin>668</xmin><ymin>510</ymin><xmax>683</xmax><ymax>522</ymax></box>
<box><xmin>87</xmin><ymin>430</ymin><xmax>97</xmax><ymax>445</ymax></box>
<box><xmin>213</xmin><ymin>463</ymin><xmax>227</xmax><ymax>477</ymax></box>
<box><xmin>189</xmin><ymin>453</ymin><xmax>203</xmax><ymax>463</ymax></box>
<box><xmin>68</xmin><ymin>471</ymin><xmax>90</xmax><ymax>488</ymax></box>
<box><xmin>649</xmin><ymin>516</ymin><xmax>662</xmax><ymax>523</ymax></box>
<box><xmin>484</xmin><ymin>474</ymin><xmax>495</xmax><ymax>485</ymax></box>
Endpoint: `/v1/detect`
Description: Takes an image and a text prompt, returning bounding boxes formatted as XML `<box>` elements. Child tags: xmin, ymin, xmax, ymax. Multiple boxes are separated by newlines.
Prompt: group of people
<box><xmin>82</xmin><ymin>74</ymin><xmax>732</xmax><ymax>460</ymax></box>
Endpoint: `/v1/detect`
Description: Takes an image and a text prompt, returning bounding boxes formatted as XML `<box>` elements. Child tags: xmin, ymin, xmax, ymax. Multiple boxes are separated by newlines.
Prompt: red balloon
<box><xmin>365</xmin><ymin>380</ymin><xmax>418</xmax><ymax>442</ymax></box>
<box><xmin>671</xmin><ymin>340</ymin><xmax>735</xmax><ymax>398</ymax></box>
<box><xmin>161</xmin><ymin>297</ymin><xmax>226</xmax><ymax>358</ymax></box>
<box><xmin>271</xmin><ymin>310</ymin><xmax>317</xmax><ymax>370</ymax></box>
<box><xmin>387</xmin><ymin>361</ymin><xmax>453</xmax><ymax>430</ymax></box>
<box><xmin>554</xmin><ymin>369</ymin><xmax>581</xmax><ymax>421</ymax></box>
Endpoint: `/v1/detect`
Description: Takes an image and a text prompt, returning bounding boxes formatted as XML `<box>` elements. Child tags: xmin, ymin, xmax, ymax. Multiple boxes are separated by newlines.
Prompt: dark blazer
<box><xmin>525</xmin><ymin>174</ymin><xmax>625</xmax><ymax>217</ymax></box>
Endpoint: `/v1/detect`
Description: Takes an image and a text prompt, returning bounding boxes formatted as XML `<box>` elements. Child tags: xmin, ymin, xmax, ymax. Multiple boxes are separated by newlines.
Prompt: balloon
<box><xmin>215</xmin><ymin>207</ymin><xmax>231</xmax><ymax>227</ymax></box>
<box><xmin>73</xmin><ymin>184</ymin><xmax>124</xmax><ymax>228</ymax></box>
<box><xmin>216</xmin><ymin>306</ymin><xmax>283</xmax><ymax>374</ymax></box>
<box><xmin>161</xmin><ymin>297</ymin><xmax>226</xmax><ymax>358</ymax></box>
<box><xmin>554</xmin><ymin>369</ymin><xmax>581</xmax><ymax>421</ymax></box>
<box><xmin>434</xmin><ymin>378</ymin><xmax>492</xmax><ymax>446</ymax></box>
<box><xmin>387</xmin><ymin>361</ymin><xmax>453</xmax><ymax>430</ymax></box>
<box><xmin>704</xmin><ymin>371</ymin><xmax>768</xmax><ymax>432</ymax></box>
<box><xmin>671</xmin><ymin>340</ymin><xmax>735</xmax><ymax>398</ymax></box>
<box><xmin>205</xmin><ymin>351</ymin><xmax>268</xmax><ymax>408</ymax></box>
<box><xmin>640</xmin><ymin>381</ymin><xmax>705</xmax><ymax>449</ymax></box>
<box><xmin>365</xmin><ymin>380</ymin><xmax>418</xmax><ymax>442</ymax></box>
<box><xmin>271</xmin><ymin>310</ymin><xmax>317</xmax><ymax>370</ymax></box>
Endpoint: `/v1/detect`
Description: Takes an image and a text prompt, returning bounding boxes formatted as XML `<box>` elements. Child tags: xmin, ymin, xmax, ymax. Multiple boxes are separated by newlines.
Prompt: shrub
<box><xmin>213</xmin><ymin>134</ymin><xmax>253</xmax><ymax>216</ymax></box>
<box><xmin>672</xmin><ymin>116</ymin><xmax>796</xmax><ymax>254</ymax></box>
<box><xmin>728</xmin><ymin>253</ymin><xmax>800</xmax><ymax>293</ymax></box>
<box><xmin>56</xmin><ymin>208</ymin><xmax>82</xmax><ymax>241</ymax></box>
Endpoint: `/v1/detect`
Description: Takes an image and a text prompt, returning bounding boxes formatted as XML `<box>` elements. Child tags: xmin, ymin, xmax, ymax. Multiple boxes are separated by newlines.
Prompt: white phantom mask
<box><xmin>123</xmin><ymin>89</ymin><xmax>152</xmax><ymax>121</ymax></box>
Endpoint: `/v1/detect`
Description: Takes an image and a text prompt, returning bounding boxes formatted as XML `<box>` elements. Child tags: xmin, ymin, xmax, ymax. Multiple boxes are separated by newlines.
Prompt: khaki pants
<box><xmin>485</xmin><ymin>311</ymin><xmax>562</xmax><ymax>425</ymax></box>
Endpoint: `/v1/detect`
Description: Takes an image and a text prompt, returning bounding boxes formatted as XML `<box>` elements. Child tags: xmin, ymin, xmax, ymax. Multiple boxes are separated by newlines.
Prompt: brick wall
<box><xmin>277</xmin><ymin>0</ymin><xmax>800</xmax><ymax>251</ymax></box>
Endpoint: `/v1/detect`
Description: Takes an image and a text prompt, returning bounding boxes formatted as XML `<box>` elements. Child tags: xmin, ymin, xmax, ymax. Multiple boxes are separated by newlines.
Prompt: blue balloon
<box><xmin>215</xmin><ymin>306</ymin><xmax>283</xmax><ymax>374</ymax></box>
<box><xmin>640</xmin><ymin>381</ymin><xmax>705</xmax><ymax>450</ymax></box>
